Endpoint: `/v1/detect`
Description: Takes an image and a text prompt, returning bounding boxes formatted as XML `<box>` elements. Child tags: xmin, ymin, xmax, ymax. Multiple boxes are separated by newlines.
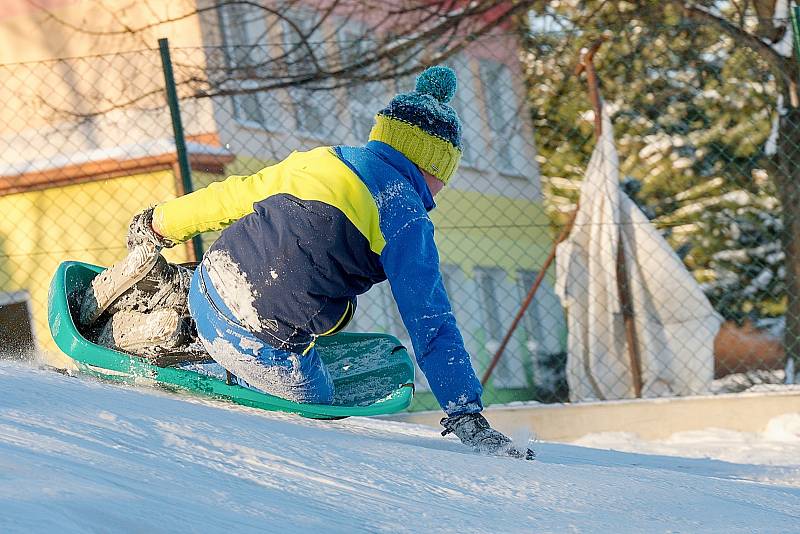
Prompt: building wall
<box><xmin>205</xmin><ymin>4</ymin><xmax>563</xmax><ymax>395</ymax></box>
<box><xmin>0</xmin><ymin>0</ymin><xmax>217</xmax><ymax>180</ymax></box>
<box><xmin>0</xmin><ymin>0</ymin><xmax>222</xmax><ymax>368</ymax></box>
<box><xmin>208</xmin><ymin>3</ymin><xmax>539</xmax><ymax>198</ymax></box>
<box><xmin>0</xmin><ymin>1</ymin><xmax>566</xmax><ymax>397</ymax></box>
<box><xmin>0</xmin><ymin>0</ymin><xmax>207</xmax><ymax>62</ymax></box>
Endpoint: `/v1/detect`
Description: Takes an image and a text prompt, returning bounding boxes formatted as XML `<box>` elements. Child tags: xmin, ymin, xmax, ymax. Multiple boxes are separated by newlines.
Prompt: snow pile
<box><xmin>711</xmin><ymin>369</ymin><xmax>787</xmax><ymax>394</ymax></box>
<box><xmin>2</xmin><ymin>360</ymin><xmax>800</xmax><ymax>533</ymax></box>
<box><xmin>764</xmin><ymin>413</ymin><xmax>800</xmax><ymax>442</ymax></box>
<box><xmin>574</xmin><ymin>413</ymin><xmax>800</xmax><ymax>473</ymax></box>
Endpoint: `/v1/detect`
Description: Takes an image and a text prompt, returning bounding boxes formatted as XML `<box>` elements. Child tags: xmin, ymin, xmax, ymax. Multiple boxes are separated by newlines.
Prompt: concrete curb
<box><xmin>386</xmin><ymin>388</ymin><xmax>800</xmax><ymax>441</ymax></box>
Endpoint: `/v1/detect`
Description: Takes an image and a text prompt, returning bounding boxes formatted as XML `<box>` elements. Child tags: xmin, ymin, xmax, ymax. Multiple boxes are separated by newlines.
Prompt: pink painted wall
<box><xmin>295</xmin><ymin>0</ymin><xmax>521</xmax><ymax>64</ymax></box>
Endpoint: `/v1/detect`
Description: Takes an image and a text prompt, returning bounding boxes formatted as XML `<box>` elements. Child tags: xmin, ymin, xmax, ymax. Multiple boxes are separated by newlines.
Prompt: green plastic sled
<box><xmin>47</xmin><ymin>260</ymin><xmax>415</xmax><ymax>419</ymax></box>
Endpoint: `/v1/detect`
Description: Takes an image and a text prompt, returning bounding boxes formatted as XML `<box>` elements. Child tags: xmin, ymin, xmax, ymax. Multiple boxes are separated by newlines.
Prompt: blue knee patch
<box><xmin>188</xmin><ymin>266</ymin><xmax>334</xmax><ymax>405</ymax></box>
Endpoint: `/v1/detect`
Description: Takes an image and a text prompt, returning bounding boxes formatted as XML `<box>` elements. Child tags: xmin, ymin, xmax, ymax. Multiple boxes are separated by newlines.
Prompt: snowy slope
<box><xmin>1</xmin><ymin>360</ymin><xmax>799</xmax><ymax>533</ymax></box>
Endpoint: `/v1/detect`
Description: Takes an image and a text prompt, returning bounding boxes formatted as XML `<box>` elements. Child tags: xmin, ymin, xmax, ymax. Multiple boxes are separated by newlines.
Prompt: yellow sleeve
<box><xmin>151</xmin><ymin>161</ymin><xmax>284</xmax><ymax>243</ymax></box>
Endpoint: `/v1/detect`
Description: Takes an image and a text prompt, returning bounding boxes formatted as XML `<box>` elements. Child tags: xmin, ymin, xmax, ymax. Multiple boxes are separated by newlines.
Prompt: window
<box><xmin>477</xmin><ymin>267</ymin><xmax>504</xmax><ymax>340</ymax></box>
<box><xmin>289</xmin><ymin>87</ymin><xmax>331</xmax><ymax>137</ymax></box>
<box><xmin>218</xmin><ymin>2</ymin><xmax>275</xmax><ymax>129</ymax></box>
<box><xmin>387</xmin><ymin>38</ymin><xmax>423</xmax><ymax>94</ymax></box>
<box><xmin>282</xmin><ymin>11</ymin><xmax>337</xmax><ymax>139</ymax></box>
<box><xmin>447</xmin><ymin>55</ymin><xmax>485</xmax><ymax>169</ymax></box>
<box><xmin>0</xmin><ymin>292</ymin><xmax>35</xmax><ymax>359</ymax></box>
<box><xmin>338</xmin><ymin>24</ymin><xmax>387</xmax><ymax>144</ymax></box>
<box><xmin>440</xmin><ymin>263</ymin><xmax>460</xmax><ymax>302</ymax></box>
<box><xmin>474</xmin><ymin>267</ymin><xmax>510</xmax><ymax>381</ymax></box>
<box><xmin>517</xmin><ymin>269</ymin><xmax>568</xmax><ymax>399</ymax></box>
<box><xmin>478</xmin><ymin>60</ymin><xmax>529</xmax><ymax>176</ymax></box>
<box><xmin>517</xmin><ymin>270</ymin><xmax>544</xmax><ymax>357</ymax></box>
<box><xmin>516</xmin><ymin>269</ymin><xmax>566</xmax><ymax>356</ymax></box>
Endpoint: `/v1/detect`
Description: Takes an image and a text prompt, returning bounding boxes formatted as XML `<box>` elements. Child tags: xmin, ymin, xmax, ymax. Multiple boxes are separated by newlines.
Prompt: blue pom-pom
<box><xmin>415</xmin><ymin>66</ymin><xmax>457</xmax><ymax>103</ymax></box>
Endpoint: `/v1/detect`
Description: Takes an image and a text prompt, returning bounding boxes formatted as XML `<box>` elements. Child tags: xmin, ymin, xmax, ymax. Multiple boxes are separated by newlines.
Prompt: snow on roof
<box><xmin>0</xmin><ymin>138</ymin><xmax>233</xmax><ymax>177</ymax></box>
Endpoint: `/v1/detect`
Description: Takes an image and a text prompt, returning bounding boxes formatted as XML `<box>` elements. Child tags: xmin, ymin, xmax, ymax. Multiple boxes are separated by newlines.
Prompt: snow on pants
<box><xmin>188</xmin><ymin>263</ymin><xmax>335</xmax><ymax>404</ymax></box>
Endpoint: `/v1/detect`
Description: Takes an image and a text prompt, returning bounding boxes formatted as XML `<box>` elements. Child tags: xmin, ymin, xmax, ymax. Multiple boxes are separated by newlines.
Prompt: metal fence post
<box><xmin>158</xmin><ymin>37</ymin><xmax>204</xmax><ymax>262</ymax></box>
<box><xmin>792</xmin><ymin>6</ymin><xmax>800</xmax><ymax>65</ymax></box>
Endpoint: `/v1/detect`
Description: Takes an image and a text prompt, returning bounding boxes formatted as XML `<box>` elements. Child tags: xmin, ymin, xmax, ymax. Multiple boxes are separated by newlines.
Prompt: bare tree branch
<box><xmin>31</xmin><ymin>0</ymin><xmax>539</xmax><ymax>119</ymax></box>
<box><xmin>677</xmin><ymin>2</ymin><xmax>793</xmax><ymax>86</ymax></box>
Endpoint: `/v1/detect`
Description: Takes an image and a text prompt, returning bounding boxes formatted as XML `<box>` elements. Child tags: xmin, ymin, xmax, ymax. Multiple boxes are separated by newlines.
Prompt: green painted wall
<box><xmin>431</xmin><ymin>188</ymin><xmax>553</xmax><ymax>275</ymax></box>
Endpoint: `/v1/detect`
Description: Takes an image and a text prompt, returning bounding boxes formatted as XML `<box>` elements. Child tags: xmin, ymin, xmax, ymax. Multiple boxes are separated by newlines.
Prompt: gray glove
<box><xmin>441</xmin><ymin>413</ymin><xmax>535</xmax><ymax>460</ymax></box>
<box><xmin>127</xmin><ymin>207</ymin><xmax>177</xmax><ymax>251</ymax></box>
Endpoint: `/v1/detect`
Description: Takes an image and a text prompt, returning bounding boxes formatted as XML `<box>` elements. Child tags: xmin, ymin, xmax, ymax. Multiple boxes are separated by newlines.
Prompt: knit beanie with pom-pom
<box><xmin>368</xmin><ymin>65</ymin><xmax>463</xmax><ymax>185</ymax></box>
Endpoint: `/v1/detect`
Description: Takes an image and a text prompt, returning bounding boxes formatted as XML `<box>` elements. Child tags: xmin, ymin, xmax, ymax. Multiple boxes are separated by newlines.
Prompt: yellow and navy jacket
<box><xmin>153</xmin><ymin>140</ymin><xmax>483</xmax><ymax>415</ymax></box>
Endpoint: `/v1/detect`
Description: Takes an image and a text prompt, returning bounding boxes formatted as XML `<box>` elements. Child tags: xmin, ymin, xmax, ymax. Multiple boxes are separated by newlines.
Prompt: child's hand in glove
<box><xmin>127</xmin><ymin>207</ymin><xmax>177</xmax><ymax>250</ymax></box>
<box><xmin>441</xmin><ymin>412</ymin><xmax>535</xmax><ymax>460</ymax></box>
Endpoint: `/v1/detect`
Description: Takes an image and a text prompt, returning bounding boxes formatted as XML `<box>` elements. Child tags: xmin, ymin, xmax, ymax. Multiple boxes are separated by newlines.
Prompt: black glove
<box><xmin>127</xmin><ymin>207</ymin><xmax>177</xmax><ymax>251</ymax></box>
<box><xmin>441</xmin><ymin>413</ymin><xmax>535</xmax><ymax>460</ymax></box>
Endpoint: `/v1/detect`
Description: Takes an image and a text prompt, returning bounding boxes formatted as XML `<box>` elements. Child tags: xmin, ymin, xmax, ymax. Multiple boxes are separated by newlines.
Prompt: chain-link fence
<box><xmin>0</xmin><ymin>19</ymin><xmax>796</xmax><ymax>411</ymax></box>
<box><xmin>527</xmin><ymin>19</ymin><xmax>798</xmax><ymax>400</ymax></box>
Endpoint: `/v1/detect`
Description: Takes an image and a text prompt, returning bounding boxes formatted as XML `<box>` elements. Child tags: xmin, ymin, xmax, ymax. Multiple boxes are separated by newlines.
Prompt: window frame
<box><xmin>336</xmin><ymin>23</ymin><xmax>388</xmax><ymax>145</ymax></box>
<box><xmin>474</xmin><ymin>266</ymin><xmax>512</xmax><ymax>382</ymax></box>
<box><xmin>516</xmin><ymin>269</ymin><xmax>545</xmax><ymax>356</ymax></box>
<box><xmin>478</xmin><ymin>59</ymin><xmax>529</xmax><ymax>177</ymax></box>
<box><xmin>217</xmin><ymin>1</ymin><xmax>282</xmax><ymax>132</ymax></box>
<box><xmin>446</xmin><ymin>54</ymin><xmax>487</xmax><ymax>170</ymax></box>
<box><xmin>280</xmin><ymin>10</ymin><xmax>338</xmax><ymax>140</ymax></box>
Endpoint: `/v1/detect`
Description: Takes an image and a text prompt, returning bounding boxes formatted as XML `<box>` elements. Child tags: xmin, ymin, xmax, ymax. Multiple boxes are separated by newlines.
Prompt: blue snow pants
<box><xmin>187</xmin><ymin>263</ymin><xmax>335</xmax><ymax>405</ymax></box>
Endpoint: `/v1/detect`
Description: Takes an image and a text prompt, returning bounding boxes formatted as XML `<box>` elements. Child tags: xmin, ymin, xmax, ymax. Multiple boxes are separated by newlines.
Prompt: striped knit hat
<box><xmin>369</xmin><ymin>66</ymin><xmax>463</xmax><ymax>185</ymax></box>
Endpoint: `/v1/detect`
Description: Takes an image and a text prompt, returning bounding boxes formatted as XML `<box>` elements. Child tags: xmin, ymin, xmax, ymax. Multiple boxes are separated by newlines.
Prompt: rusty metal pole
<box><xmin>575</xmin><ymin>39</ymin><xmax>605</xmax><ymax>139</ymax></box>
<box><xmin>617</xmin><ymin>236</ymin><xmax>644</xmax><ymax>397</ymax></box>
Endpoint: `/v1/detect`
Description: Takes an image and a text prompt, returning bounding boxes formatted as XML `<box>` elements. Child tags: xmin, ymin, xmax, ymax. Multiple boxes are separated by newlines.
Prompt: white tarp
<box><xmin>555</xmin><ymin>109</ymin><xmax>722</xmax><ymax>401</ymax></box>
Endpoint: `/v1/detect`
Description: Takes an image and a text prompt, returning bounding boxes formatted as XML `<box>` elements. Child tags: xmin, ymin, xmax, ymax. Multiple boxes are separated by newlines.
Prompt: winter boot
<box><xmin>79</xmin><ymin>246</ymin><xmax>192</xmax><ymax>325</ymax></box>
<box><xmin>97</xmin><ymin>308</ymin><xmax>188</xmax><ymax>355</ymax></box>
<box><xmin>79</xmin><ymin>243</ymin><xmax>160</xmax><ymax>325</ymax></box>
<box><xmin>104</xmin><ymin>254</ymin><xmax>193</xmax><ymax>317</ymax></box>
<box><xmin>441</xmin><ymin>413</ymin><xmax>535</xmax><ymax>460</ymax></box>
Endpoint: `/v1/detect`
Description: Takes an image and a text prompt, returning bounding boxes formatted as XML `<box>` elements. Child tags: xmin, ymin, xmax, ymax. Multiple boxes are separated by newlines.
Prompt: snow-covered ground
<box><xmin>574</xmin><ymin>414</ymin><xmax>800</xmax><ymax>472</ymax></box>
<box><xmin>2</xmin><ymin>359</ymin><xmax>799</xmax><ymax>533</ymax></box>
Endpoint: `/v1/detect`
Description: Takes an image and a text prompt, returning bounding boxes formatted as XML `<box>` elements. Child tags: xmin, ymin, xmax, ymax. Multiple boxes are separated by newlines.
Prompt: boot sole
<box><xmin>97</xmin><ymin>308</ymin><xmax>185</xmax><ymax>353</ymax></box>
<box><xmin>79</xmin><ymin>244</ymin><xmax>160</xmax><ymax>325</ymax></box>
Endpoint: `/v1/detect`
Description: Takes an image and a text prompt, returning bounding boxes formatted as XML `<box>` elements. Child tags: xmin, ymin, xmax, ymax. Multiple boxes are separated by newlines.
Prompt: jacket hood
<box><xmin>364</xmin><ymin>140</ymin><xmax>436</xmax><ymax>212</ymax></box>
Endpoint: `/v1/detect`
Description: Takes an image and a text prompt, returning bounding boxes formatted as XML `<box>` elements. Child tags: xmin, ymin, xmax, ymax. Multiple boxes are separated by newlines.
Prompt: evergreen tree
<box><xmin>694</xmin><ymin>175</ymin><xmax>785</xmax><ymax>322</ymax></box>
<box><xmin>522</xmin><ymin>1</ymin><xmax>784</xmax><ymax>327</ymax></box>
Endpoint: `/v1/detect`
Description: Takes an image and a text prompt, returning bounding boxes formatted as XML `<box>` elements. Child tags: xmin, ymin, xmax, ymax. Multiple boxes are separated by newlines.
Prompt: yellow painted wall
<box><xmin>0</xmin><ymin>169</ymin><xmax>191</xmax><ymax>367</ymax></box>
<box><xmin>0</xmin><ymin>0</ymin><xmax>212</xmax><ymax>142</ymax></box>
<box><xmin>0</xmin><ymin>0</ymin><xmax>207</xmax><ymax>63</ymax></box>
<box><xmin>1</xmin><ymin>157</ymin><xmax>554</xmax><ymax>370</ymax></box>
